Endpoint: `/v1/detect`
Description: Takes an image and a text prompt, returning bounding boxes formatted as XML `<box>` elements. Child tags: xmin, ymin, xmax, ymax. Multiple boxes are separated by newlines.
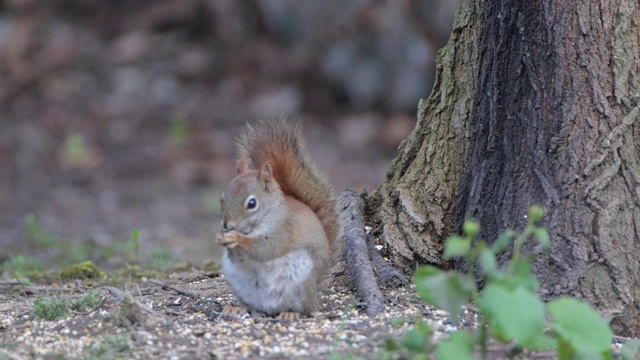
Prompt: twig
<box><xmin>100</xmin><ymin>286</ymin><xmax>126</xmax><ymax>306</ymax></box>
<box><xmin>67</xmin><ymin>286</ymin><xmax>126</xmax><ymax>314</ymax></box>
<box><xmin>69</xmin><ymin>298</ymin><xmax>107</xmax><ymax>316</ymax></box>
<box><xmin>124</xmin><ymin>291</ymin><xmax>157</xmax><ymax>316</ymax></box>
<box><xmin>0</xmin><ymin>280</ymin><xmax>22</xmax><ymax>286</ymax></box>
<box><xmin>338</xmin><ymin>190</ymin><xmax>385</xmax><ymax>316</ymax></box>
<box><xmin>20</xmin><ymin>286</ymin><xmax>74</xmax><ymax>294</ymax></box>
<box><xmin>148</xmin><ymin>279</ymin><xmax>199</xmax><ymax>298</ymax></box>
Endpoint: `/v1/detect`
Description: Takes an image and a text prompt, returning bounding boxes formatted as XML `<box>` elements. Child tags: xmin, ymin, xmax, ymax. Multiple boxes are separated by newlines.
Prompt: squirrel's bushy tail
<box><xmin>236</xmin><ymin>119</ymin><xmax>342</xmax><ymax>261</ymax></box>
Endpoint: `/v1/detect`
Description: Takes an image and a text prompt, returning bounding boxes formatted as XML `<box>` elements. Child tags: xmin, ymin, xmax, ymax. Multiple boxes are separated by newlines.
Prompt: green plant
<box><xmin>25</xmin><ymin>213</ymin><xmax>59</xmax><ymax>247</ymax></box>
<box><xmin>32</xmin><ymin>296</ymin><xmax>69</xmax><ymax>321</ymax></box>
<box><xmin>127</xmin><ymin>229</ymin><xmax>141</xmax><ymax>261</ymax></box>
<box><xmin>85</xmin><ymin>334</ymin><xmax>133</xmax><ymax>359</ymax></box>
<box><xmin>2</xmin><ymin>254</ymin><xmax>43</xmax><ymax>280</ymax></box>
<box><xmin>70</xmin><ymin>289</ymin><xmax>101</xmax><ymax>312</ymax></box>
<box><xmin>24</xmin><ymin>213</ymin><xmax>91</xmax><ymax>265</ymax></box>
<box><xmin>64</xmin><ymin>133</ymin><xmax>90</xmax><ymax>164</ymax></box>
<box><xmin>98</xmin><ymin>229</ymin><xmax>141</xmax><ymax>263</ymax></box>
<box><xmin>150</xmin><ymin>247</ymin><xmax>177</xmax><ymax>271</ymax></box>
<box><xmin>32</xmin><ymin>290</ymin><xmax>101</xmax><ymax>321</ymax></box>
<box><xmin>408</xmin><ymin>206</ymin><xmax>614</xmax><ymax>359</ymax></box>
<box><xmin>168</xmin><ymin>118</ymin><xmax>190</xmax><ymax>146</ymax></box>
<box><xmin>621</xmin><ymin>340</ymin><xmax>640</xmax><ymax>360</ymax></box>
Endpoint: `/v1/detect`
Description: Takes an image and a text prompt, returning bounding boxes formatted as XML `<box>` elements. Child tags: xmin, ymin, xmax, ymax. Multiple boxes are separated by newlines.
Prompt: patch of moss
<box><xmin>169</xmin><ymin>262</ymin><xmax>193</xmax><ymax>272</ymax></box>
<box><xmin>59</xmin><ymin>261</ymin><xmax>105</xmax><ymax>280</ymax></box>
<box><xmin>118</xmin><ymin>264</ymin><xmax>166</xmax><ymax>280</ymax></box>
<box><xmin>201</xmin><ymin>259</ymin><xmax>220</xmax><ymax>273</ymax></box>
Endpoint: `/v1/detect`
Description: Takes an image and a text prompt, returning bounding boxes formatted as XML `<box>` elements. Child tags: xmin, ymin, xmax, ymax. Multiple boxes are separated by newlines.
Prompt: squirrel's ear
<box><xmin>259</xmin><ymin>164</ymin><xmax>274</xmax><ymax>191</ymax></box>
<box><xmin>236</xmin><ymin>159</ymin><xmax>249</xmax><ymax>174</ymax></box>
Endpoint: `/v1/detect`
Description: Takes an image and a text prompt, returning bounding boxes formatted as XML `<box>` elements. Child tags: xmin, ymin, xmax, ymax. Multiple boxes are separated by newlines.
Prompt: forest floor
<box><xmin>0</xmin><ymin>265</ymin><xmax>478</xmax><ymax>359</ymax></box>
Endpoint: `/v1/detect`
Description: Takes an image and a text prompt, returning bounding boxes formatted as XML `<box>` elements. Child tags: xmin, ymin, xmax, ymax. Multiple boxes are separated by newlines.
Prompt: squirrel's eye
<box><xmin>246</xmin><ymin>196</ymin><xmax>258</xmax><ymax>210</ymax></box>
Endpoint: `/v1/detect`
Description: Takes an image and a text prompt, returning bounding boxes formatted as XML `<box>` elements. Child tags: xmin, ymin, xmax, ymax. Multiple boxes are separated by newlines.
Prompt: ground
<box><xmin>0</xmin><ymin>266</ymin><xmax>476</xmax><ymax>359</ymax></box>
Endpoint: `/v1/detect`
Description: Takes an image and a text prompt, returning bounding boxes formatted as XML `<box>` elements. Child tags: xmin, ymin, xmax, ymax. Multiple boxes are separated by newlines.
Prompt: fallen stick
<box><xmin>148</xmin><ymin>279</ymin><xmax>199</xmax><ymax>298</ymax></box>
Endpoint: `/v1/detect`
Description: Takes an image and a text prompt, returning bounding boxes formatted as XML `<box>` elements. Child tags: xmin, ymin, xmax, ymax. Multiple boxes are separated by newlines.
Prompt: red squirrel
<box><xmin>216</xmin><ymin>120</ymin><xmax>342</xmax><ymax>319</ymax></box>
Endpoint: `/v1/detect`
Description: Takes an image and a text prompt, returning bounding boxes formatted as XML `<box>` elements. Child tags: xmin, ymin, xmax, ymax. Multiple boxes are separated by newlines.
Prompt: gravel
<box><xmin>0</xmin><ymin>271</ymin><xmax>477</xmax><ymax>359</ymax></box>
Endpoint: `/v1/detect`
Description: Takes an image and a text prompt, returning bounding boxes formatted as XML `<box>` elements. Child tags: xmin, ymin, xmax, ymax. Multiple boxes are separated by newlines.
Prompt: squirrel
<box><xmin>215</xmin><ymin>119</ymin><xmax>342</xmax><ymax>319</ymax></box>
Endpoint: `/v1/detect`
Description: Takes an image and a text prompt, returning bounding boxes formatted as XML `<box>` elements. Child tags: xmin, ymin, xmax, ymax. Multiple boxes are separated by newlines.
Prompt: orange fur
<box><xmin>235</xmin><ymin>119</ymin><xmax>343</xmax><ymax>262</ymax></box>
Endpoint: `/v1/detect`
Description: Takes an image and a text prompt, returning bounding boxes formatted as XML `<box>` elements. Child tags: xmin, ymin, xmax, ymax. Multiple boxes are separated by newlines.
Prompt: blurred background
<box><xmin>0</xmin><ymin>0</ymin><xmax>458</xmax><ymax>271</ymax></box>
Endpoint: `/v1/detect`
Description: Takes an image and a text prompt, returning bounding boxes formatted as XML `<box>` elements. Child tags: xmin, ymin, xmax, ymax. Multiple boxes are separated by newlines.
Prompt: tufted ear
<box><xmin>259</xmin><ymin>164</ymin><xmax>275</xmax><ymax>191</ymax></box>
<box><xmin>236</xmin><ymin>159</ymin><xmax>249</xmax><ymax>174</ymax></box>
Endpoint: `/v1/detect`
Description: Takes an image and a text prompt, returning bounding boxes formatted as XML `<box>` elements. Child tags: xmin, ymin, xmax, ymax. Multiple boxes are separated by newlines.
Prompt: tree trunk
<box><xmin>367</xmin><ymin>0</ymin><xmax>640</xmax><ymax>337</ymax></box>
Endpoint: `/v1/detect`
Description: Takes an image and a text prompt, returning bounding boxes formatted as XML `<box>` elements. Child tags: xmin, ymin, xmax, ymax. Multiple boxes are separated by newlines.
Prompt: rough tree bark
<box><xmin>366</xmin><ymin>0</ymin><xmax>640</xmax><ymax>337</ymax></box>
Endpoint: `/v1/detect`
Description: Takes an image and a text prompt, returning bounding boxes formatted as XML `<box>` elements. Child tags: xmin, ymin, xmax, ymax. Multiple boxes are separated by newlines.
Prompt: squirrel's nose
<box><xmin>223</xmin><ymin>220</ymin><xmax>237</xmax><ymax>230</ymax></box>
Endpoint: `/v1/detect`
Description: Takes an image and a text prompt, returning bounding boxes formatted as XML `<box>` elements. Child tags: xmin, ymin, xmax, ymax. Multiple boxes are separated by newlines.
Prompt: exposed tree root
<box><xmin>338</xmin><ymin>190</ymin><xmax>389</xmax><ymax>316</ymax></box>
<box><xmin>367</xmin><ymin>234</ymin><xmax>409</xmax><ymax>287</ymax></box>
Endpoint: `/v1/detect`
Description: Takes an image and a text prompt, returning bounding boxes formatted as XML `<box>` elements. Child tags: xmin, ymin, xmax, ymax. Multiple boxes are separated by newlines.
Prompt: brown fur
<box><xmin>235</xmin><ymin>119</ymin><xmax>343</xmax><ymax>264</ymax></box>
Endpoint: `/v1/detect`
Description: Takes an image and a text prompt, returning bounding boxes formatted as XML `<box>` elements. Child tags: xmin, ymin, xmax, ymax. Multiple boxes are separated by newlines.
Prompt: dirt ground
<box><xmin>0</xmin><ymin>266</ymin><xmax>478</xmax><ymax>359</ymax></box>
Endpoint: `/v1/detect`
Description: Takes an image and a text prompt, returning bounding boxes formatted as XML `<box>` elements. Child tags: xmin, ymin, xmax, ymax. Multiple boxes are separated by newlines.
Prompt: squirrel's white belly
<box><xmin>222</xmin><ymin>248</ymin><xmax>314</xmax><ymax>315</ymax></box>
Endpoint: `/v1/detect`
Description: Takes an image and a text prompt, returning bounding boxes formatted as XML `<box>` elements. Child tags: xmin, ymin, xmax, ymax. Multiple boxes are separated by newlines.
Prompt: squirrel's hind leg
<box><xmin>220</xmin><ymin>305</ymin><xmax>248</xmax><ymax>319</ymax></box>
<box><xmin>277</xmin><ymin>311</ymin><xmax>300</xmax><ymax>321</ymax></box>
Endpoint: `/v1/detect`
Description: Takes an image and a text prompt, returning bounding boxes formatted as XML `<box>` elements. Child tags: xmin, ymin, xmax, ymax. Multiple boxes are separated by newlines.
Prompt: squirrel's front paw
<box><xmin>216</xmin><ymin>230</ymin><xmax>252</xmax><ymax>250</ymax></box>
<box><xmin>216</xmin><ymin>230</ymin><xmax>239</xmax><ymax>248</ymax></box>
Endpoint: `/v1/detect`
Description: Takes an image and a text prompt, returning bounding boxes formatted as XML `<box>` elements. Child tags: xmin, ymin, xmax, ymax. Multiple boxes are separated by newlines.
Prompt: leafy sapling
<box><xmin>127</xmin><ymin>229</ymin><xmax>141</xmax><ymax>262</ymax></box>
<box><xmin>412</xmin><ymin>206</ymin><xmax>614</xmax><ymax>360</ymax></box>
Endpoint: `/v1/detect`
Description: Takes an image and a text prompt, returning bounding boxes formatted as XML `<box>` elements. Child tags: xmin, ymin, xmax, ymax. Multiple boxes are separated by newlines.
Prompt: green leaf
<box><xmin>621</xmin><ymin>339</ymin><xmax>640</xmax><ymax>360</ymax></box>
<box><xmin>528</xmin><ymin>205</ymin><xmax>544</xmax><ymax>223</ymax></box>
<box><xmin>478</xmin><ymin>247</ymin><xmax>498</xmax><ymax>279</ymax></box>
<box><xmin>534</xmin><ymin>228</ymin><xmax>550</xmax><ymax>250</ymax></box>
<box><xmin>491</xmin><ymin>230</ymin><xmax>515</xmax><ymax>255</ymax></box>
<box><xmin>443</xmin><ymin>235</ymin><xmax>471</xmax><ymax>260</ymax></box>
<box><xmin>168</xmin><ymin>119</ymin><xmax>190</xmax><ymax>146</ymax></box>
<box><xmin>463</xmin><ymin>220</ymin><xmax>480</xmax><ymax>237</ymax></box>
<box><xmin>526</xmin><ymin>333</ymin><xmax>556</xmax><ymax>351</ymax></box>
<box><xmin>64</xmin><ymin>133</ymin><xmax>89</xmax><ymax>163</ymax></box>
<box><xmin>413</xmin><ymin>266</ymin><xmax>473</xmax><ymax>319</ymax></box>
<box><xmin>506</xmin><ymin>257</ymin><xmax>539</xmax><ymax>291</ymax></box>
<box><xmin>480</xmin><ymin>284</ymin><xmax>546</xmax><ymax>347</ymax></box>
<box><xmin>410</xmin><ymin>354</ymin><xmax>429</xmax><ymax>360</ymax></box>
<box><xmin>556</xmin><ymin>337</ymin><xmax>575</xmax><ymax>360</ymax></box>
<box><xmin>436</xmin><ymin>330</ymin><xmax>475</xmax><ymax>360</ymax></box>
<box><xmin>402</xmin><ymin>320</ymin><xmax>431</xmax><ymax>352</ymax></box>
<box><xmin>548</xmin><ymin>297</ymin><xmax>613</xmax><ymax>359</ymax></box>
<box><xmin>382</xmin><ymin>338</ymin><xmax>400</xmax><ymax>351</ymax></box>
